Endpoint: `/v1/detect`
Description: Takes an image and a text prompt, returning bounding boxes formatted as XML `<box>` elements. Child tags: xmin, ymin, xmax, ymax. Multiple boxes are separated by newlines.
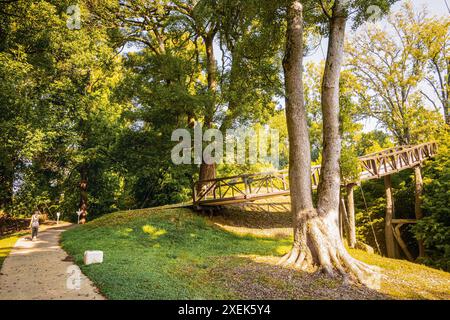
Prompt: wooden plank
<box><xmin>385</xmin><ymin>175</ymin><xmax>397</xmax><ymax>258</ymax></box>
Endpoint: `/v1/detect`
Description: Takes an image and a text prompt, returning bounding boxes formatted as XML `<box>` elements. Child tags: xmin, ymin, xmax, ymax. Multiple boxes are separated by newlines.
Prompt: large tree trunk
<box><xmin>280</xmin><ymin>0</ymin><xmax>315</xmax><ymax>267</ymax></box>
<box><xmin>198</xmin><ymin>31</ymin><xmax>217</xmax><ymax>190</ymax></box>
<box><xmin>280</xmin><ymin>0</ymin><xmax>377</xmax><ymax>286</ymax></box>
<box><xmin>282</xmin><ymin>0</ymin><xmax>314</xmax><ymax>212</ymax></box>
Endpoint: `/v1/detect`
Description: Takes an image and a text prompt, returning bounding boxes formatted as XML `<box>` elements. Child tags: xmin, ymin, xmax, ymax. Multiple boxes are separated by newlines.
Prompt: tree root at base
<box><xmin>278</xmin><ymin>217</ymin><xmax>381</xmax><ymax>289</ymax></box>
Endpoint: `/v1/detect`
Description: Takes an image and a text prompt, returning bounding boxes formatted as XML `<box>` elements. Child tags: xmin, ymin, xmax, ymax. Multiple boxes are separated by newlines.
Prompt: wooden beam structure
<box><xmin>345</xmin><ymin>184</ymin><xmax>357</xmax><ymax>248</ymax></box>
<box><xmin>193</xmin><ymin>142</ymin><xmax>437</xmax><ymax>207</ymax></box>
<box><xmin>414</xmin><ymin>166</ymin><xmax>426</xmax><ymax>258</ymax></box>
<box><xmin>391</xmin><ymin>219</ymin><xmax>418</xmax><ymax>262</ymax></box>
<box><xmin>384</xmin><ymin>174</ymin><xmax>397</xmax><ymax>259</ymax></box>
<box><xmin>191</xmin><ymin>142</ymin><xmax>438</xmax><ymax>261</ymax></box>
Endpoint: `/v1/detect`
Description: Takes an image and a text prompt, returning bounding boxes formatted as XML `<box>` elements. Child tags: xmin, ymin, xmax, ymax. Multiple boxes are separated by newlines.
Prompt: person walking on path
<box><xmin>29</xmin><ymin>211</ymin><xmax>40</xmax><ymax>241</ymax></box>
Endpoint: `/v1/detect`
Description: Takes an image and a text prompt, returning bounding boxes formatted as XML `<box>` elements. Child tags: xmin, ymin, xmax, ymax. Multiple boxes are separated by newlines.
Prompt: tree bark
<box><xmin>220</xmin><ymin>47</ymin><xmax>240</xmax><ymax>132</ymax></box>
<box><xmin>197</xmin><ymin>32</ymin><xmax>217</xmax><ymax>190</ymax></box>
<box><xmin>346</xmin><ymin>184</ymin><xmax>357</xmax><ymax>248</ymax></box>
<box><xmin>446</xmin><ymin>59</ymin><xmax>450</xmax><ymax>125</ymax></box>
<box><xmin>279</xmin><ymin>0</ymin><xmax>378</xmax><ymax>286</ymax></box>
<box><xmin>414</xmin><ymin>166</ymin><xmax>425</xmax><ymax>258</ymax></box>
<box><xmin>283</xmin><ymin>0</ymin><xmax>313</xmax><ymax>213</ymax></box>
<box><xmin>384</xmin><ymin>174</ymin><xmax>396</xmax><ymax>258</ymax></box>
<box><xmin>79</xmin><ymin>165</ymin><xmax>88</xmax><ymax>224</ymax></box>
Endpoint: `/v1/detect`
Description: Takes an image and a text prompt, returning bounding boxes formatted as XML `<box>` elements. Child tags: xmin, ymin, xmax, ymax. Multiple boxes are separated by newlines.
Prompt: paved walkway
<box><xmin>0</xmin><ymin>223</ymin><xmax>104</xmax><ymax>300</ymax></box>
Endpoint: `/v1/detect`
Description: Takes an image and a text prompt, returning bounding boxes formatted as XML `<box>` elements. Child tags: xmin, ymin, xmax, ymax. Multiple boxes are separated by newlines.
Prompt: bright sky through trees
<box><xmin>302</xmin><ymin>0</ymin><xmax>450</xmax><ymax>132</ymax></box>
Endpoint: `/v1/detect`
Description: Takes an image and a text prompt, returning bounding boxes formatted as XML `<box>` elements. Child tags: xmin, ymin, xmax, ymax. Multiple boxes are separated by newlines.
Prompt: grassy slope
<box><xmin>61</xmin><ymin>207</ymin><xmax>450</xmax><ymax>300</ymax></box>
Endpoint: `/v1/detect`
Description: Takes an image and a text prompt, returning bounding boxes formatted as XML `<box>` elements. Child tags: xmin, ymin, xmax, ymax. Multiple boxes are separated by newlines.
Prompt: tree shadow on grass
<box><xmin>210</xmin><ymin>255</ymin><xmax>391</xmax><ymax>300</ymax></box>
<box><xmin>206</xmin><ymin>203</ymin><xmax>293</xmax><ymax>229</ymax></box>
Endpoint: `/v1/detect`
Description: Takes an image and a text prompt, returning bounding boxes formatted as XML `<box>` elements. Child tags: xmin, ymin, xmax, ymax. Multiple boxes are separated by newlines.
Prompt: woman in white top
<box><xmin>29</xmin><ymin>211</ymin><xmax>40</xmax><ymax>241</ymax></box>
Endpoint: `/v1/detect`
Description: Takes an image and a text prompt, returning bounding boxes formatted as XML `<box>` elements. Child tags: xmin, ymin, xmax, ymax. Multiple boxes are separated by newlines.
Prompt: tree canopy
<box><xmin>0</xmin><ymin>0</ymin><xmax>448</xmax><ymax>272</ymax></box>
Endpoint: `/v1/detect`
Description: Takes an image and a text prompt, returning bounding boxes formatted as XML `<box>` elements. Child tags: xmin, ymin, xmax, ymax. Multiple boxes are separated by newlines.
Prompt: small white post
<box><xmin>56</xmin><ymin>212</ymin><xmax>61</xmax><ymax>225</ymax></box>
<box><xmin>76</xmin><ymin>210</ymin><xmax>82</xmax><ymax>224</ymax></box>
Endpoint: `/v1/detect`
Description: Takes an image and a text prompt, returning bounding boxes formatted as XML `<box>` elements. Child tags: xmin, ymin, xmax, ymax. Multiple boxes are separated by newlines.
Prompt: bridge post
<box><xmin>345</xmin><ymin>183</ymin><xmax>357</xmax><ymax>248</ymax></box>
<box><xmin>414</xmin><ymin>166</ymin><xmax>426</xmax><ymax>258</ymax></box>
<box><xmin>384</xmin><ymin>174</ymin><xmax>398</xmax><ymax>258</ymax></box>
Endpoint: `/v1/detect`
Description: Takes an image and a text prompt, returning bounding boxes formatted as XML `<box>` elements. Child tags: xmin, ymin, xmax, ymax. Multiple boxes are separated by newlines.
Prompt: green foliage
<box><xmin>346</xmin><ymin>2</ymin><xmax>445</xmax><ymax>144</ymax></box>
<box><xmin>353</xmin><ymin>168</ymin><xmax>422</xmax><ymax>257</ymax></box>
<box><xmin>412</xmin><ymin>134</ymin><xmax>450</xmax><ymax>271</ymax></box>
<box><xmin>354</xmin><ymin>181</ymin><xmax>387</xmax><ymax>254</ymax></box>
<box><xmin>0</xmin><ymin>0</ymin><xmax>448</xmax><ymax>275</ymax></box>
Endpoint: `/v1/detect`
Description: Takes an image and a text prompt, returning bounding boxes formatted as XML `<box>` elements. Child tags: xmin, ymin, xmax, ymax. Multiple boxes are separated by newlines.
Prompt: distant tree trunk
<box><xmin>384</xmin><ymin>174</ymin><xmax>396</xmax><ymax>258</ymax></box>
<box><xmin>79</xmin><ymin>165</ymin><xmax>88</xmax><ymax>224</ymax></box>
<box><xmin>220</xmin><ymin>48</ymin><xmax>240</xmax><ymax>132</ymax></box>
<box><xmin>0</xmin><ymin>160</ymin><xmax>14</xmax><ymax>213</ymax></box>
<box><xmin>446</xmin><ymin>60</ymin><xmax>450</xmax><ymax>125</ymax></box>
<box><xmin>280</xmin><ymin>0</ymin><xmax>377</xmax><ymax>286</ymax></box>
<box><xmin>198</xmin><ymin>31</ymin><xmax>217</xmax><ymax>190</ymax></box>
<box><xmin>414</xmin><ymin>166</ymin><xmax>425</xmax><ymax>258</ymax></box>
<box><xmin>346</xmin><ymin>184</ymin><xmax>357</xmax><ymax>248</ymax></box>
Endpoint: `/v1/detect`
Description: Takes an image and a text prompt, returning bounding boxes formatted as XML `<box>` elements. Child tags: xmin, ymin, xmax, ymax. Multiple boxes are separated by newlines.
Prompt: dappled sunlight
<box><xmin>116</xmin><ymin>228</ymin><xmax>133</xmax><ymax>237</ymax></box>
<box><xmin>213</xmin><ymin>222</ymin><xmax>291</xmax><ymax>239</ymax></box>
<box><xmin>142</xmin><ymin>225</ymin><xmax>167</xmax><ymax>239</ymax></box>
<box><xmin>275</xmin><ymin>245</ymin><xmax>291</xmax><ymax>256</ymax></box>
<box><xmin>0</xmin><ymin>247</ymin><xmax>13</xmax><ymax>256</ymax></box>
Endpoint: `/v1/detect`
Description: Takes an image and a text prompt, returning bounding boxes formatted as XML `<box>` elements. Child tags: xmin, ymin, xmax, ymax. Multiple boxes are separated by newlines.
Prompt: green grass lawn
<box><xmin>61</xmin><ymin>207</ymin><xmax>450</xmax><ymax>300</ymax></box>
<box><xmin>62</xmin><ymin>208</ymin><xmax>292</xmax><ymax>299</ymax></box>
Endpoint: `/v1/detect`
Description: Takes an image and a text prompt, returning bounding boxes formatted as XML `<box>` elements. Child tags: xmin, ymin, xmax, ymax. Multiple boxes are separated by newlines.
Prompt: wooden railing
<box><xmin>193</xmin><ymin>141</ymin><xmax>438</xmax><ymax>206</ymax></box>
<box><xmin>358</xmin><ymin>142</ymin><xmax>437</xmax><ymax>180</ymax></box>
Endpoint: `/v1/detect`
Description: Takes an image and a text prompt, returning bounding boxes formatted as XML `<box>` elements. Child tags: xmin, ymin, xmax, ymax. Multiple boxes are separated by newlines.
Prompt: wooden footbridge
<box><xmin>193</xmin><ymin>142</ymin><xmax>437</xmax><ymax>207</ymax></box>
<box><xmin>192</xmin><ymin>141</ymin><xmax>438</xmax><ymax>261</ymax></box>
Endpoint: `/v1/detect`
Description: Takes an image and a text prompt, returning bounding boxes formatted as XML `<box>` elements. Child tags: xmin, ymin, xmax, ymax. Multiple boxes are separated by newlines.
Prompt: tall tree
<box><xmin>419</xmin><ymin>12</ymin><xmax>450</xmax><ymax>125</ymax></box>
<box><xmin>0</xmin><ymin>1</ymin><xmax>127</xmax><ymax>220</ymax></box>
<box><xmin>280</xmin><ymin>0</ymin><xmax>396</xmax><ymax>285</ymax></box>
<box><xmin>346</xmin><ymin>2</ymin><xmax>444</xmax><ymax>144</ymax></box>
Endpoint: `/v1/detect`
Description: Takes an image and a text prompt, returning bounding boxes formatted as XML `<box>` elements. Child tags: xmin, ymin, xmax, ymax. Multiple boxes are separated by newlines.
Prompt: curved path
<box><xmin>0</xmin><ymin>223</ymin><xmax>104</xmax><ymax>300</ymax></box>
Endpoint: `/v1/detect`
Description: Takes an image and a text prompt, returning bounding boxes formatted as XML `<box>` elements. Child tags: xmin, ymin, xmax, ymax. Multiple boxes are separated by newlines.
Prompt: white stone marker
<box><xmin>84</xmin><ymin>251</ymin><xmax>104</xmax><ymax>265</ymax></box>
